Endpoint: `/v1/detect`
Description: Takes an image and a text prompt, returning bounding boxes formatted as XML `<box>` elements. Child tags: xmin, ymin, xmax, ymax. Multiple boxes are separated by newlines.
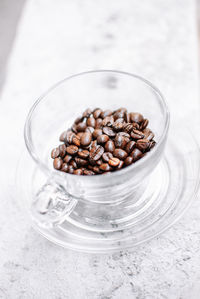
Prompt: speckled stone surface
<box><xmin>0</xmin><ymin>0</ymin><xmax>200</xmax><ymax>298</ymax></box>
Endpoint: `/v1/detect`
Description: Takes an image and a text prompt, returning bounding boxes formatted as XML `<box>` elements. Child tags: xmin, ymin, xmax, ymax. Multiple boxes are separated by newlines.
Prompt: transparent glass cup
<box><xmin>24</xmin><ymin>70</ymin><xmax>170</xmax><ymax>231</ymax></box>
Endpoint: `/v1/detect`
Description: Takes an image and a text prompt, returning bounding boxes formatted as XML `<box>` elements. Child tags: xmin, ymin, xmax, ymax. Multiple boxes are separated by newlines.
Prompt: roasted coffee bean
<box><xmin>89</xmin><ymin>145</ymin><xmax>104</xmax><ymax>161</ymax></box>
<box><xmin>113</xmin><ymin>148</ymin><xmax>128</xmax><ymax>160</ymax></box>
<box><xmin>90</xmin><ymin>140</ymin><xmax>98</xmax><ymax>148</ymax></box>
<box><xmin>105</xmin><ymin>140</ymin><xmax>115</xmax><ymax>153</ymax></box>
<box><xmin>72</xmin><ymin>135</ymin><xmax>80</xmax><ymax>146</ymax></box>
<box><xmin>136</xmin><ymin>139</ymin><xmax>150</xmax><ymax>152</ymax></box>
<box><xmin>115</xmin><ymin>134</ymin><xmax>128</xmax><ymax>149</ymax></box>
<box><xmin>83</xmin><ymin>169</ymin><xmax>95</xmax><ymax>175</ymax></box>
<box><xmin>66</xmin><ymin>145</ymin><xmax>79</xmax><ymax>155</ymax></box>
<box><xmin>95</xmin><ymin>118</ymin><xmax>103</xmax><ymax>128</ymax></box>
<box><xmin>118</xmin><ymin>131</ymin><xmax>130</xmax><ymax>138</ymax></box>
<box><xmin>102</xmin><ymin>152</ymin><xmax>113</xmax><ymax>162</ymax></box>
<box><xmin>132</xmin><ymin>122</ymin><xmax>140</xmax><ymax>129</ymax></box>
<box><xmin>130</xmin><ymin>148</ymin><xmax>143</xmax><ymax>161</ymax></box>
<box><xmin>69</xmin><ymin>160</ymin><xmax>77</xmax><ymax>169</ymax></box>
<box><xmin>74</xmin><ymin>116</ymin><xmax>83</xmax><ymax>124</ymax></box>
<box><xmin>76</xmin><ymin>122</ymin><xmax>87</xmax><ymax>132</ymax></box>
<box><xmin>113</xmin><ymin>110</ymin><xmax>125</xmax><ymax>120</ymax></box>
<box><xmin>88</xmin><ymin>164</ymin><xmax>94</xmax><ymax>170</ymax></box>
<box><xmin>124</xmin><ymin>156</ymin><xmax>133</xmax><ymax>166</ymax></box>
<box><xmin>75</xmin><ymin>157</ymin><xmax>88</xmax><ymax>166</ymax></box>
<box><xmin>103</xmin><ymin>126</ymin><xmax>116</xmax><ymax>137</ymax></box>
<box><xmin>108</xmin><ymin>157</ymin><xmax>120</xmax><ymax>167</ymax></box>
<box><xmin>61</xmin><ymin>163</ymin><xmax>69</xmax><ymax>172</ymax></box>
<box><xmin>64</xmin><ymin>154</ymin><xmax>72</xmax><ymax>163</ymax></box>
<box><xmin>150</xmin><ymin>140</ymin><xmax>156</xmax><ymax>149</ymax></box>
<box><xmin>124</xmin><ymin>112</ymin><xmax>130</xmax><ymax>123</ymax></box>
<box><xmin>92</xmin><ymin>129</ymin><xmax>102</xmax><ymax>139</ymax></box>
<box><xmin>99</xmin><ymin>163</ymin><xmax>112</xmax><ymax>172</ymax></box>
<box><xmin>130</xmin><ymin>112</ymin><xmax>144</xmax><ymax>124</ymax></box>
<box><xmin>93</xmin><ymin>108</ymin><xmax>102</xmax><ymax>119</ymax></box>
<box><xmin>64</xmin><ymin>131</ymin><xmax>75</xmax><ymax>144</ymax></box>
<box><xmin>87</xmin><ymin>117</ymin><xmax>96</xmax><ymax>127</ymax></box>
<box><xmin>68</xmin><ymin>165</ymin><xmax>74</xmax><ymax>174</ymax></box>
<box><xmin>51</xmin><ymin>147</ymin><xmax>60</xmax><ymax>159</ymax></box>
<box><xmin>58</xmin><ymin>144</ymin><xmax>66</xmax><ymax>158</ymax></box>
<box><xmin>59</xmin><ymin>130</ymin><xmax>68</xmax><ymax>142</ymax></box>
<box><xmin>80</xmin><ymin>132</ymin><xmax>92</xmax><ymax>147</ymax></box>
<box><xmin>83</xmin><ymin>108</ymin><xmax>92</xmax><ymax>118</ymax></box>
<box><xmin>102</xmin><ymin>116</ymin><xmax>114</xmax><ymax>127</ymax></box>
<box><xmin>97</xmin><ymin>134</ymin><xmax>109</xmax><ymax>144</ymax></box>
<box><xmin>146</xmin><ymin>132</ymin><xmax>155</xmax><ymax>141</ymax></box>
<box><xmin>131</xmin><ymin>129</ymin><xmax>145</xmax><ymax>140</ymax></box>
<box><xmin>93</xmin><ymin>166</ymin><xmax>102</xmax><ymax>174</ymax></box>
<box><xmin>100</xmin><ymin>110</ymin><xmax>112</xmax><ymax>118</ymax></box>
<box><xmin>73</xmin><ymin>168</ymin><xmax>83</xmax><ymax>175</ymax></box>
<box><xmin>85</xmin><ymin>126</ymin><xmax>94</xmax><ymax>134</ymax></box>
<box><xmin>96</xmin><ymin>158</ymin><xmax>103</xmax><ymax>166</ymax></box>
<box><xmin>123</xmin><ymin>123</ymin><xmax>133</xmax><ymax>133</ymax></box>
<box><xmin>140</xmin><ymin>118</ymin><xmax>149</xmax><ymax>130</ymax></box>
<box><xmin>125</xmin><ymin>141</ymin><xmax>136</xmax><ymax>153</ymax></box>
<box><xmin>77</xmin><ymin>132</ymin><xmax>84</xmax><ymax>138</ymax></box>
<box><xmin>53</xmin><ymin>157</ymin><xmax>63</xmax><ymax>170</ymax></box>
<box><xmin>78</xmin><ymin>149</ymin><xmax>89</xmax><ymax>159</ymax></box>
<box><xmin>112</xmin><ymin>118</ymin><xmax>124</xmax><ymax>131</ymax></box>
<box><xmin>116</xmin><ymin>160</ymin><xmax>124</xmax><ymax>170</ymax></box>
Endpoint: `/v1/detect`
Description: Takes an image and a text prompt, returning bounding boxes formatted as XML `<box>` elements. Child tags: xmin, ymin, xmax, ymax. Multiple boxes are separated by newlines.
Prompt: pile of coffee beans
<box><xmin>51</xmin><ymin>108</ymin><xmax>156</xmax><ymax>175</ymax></box>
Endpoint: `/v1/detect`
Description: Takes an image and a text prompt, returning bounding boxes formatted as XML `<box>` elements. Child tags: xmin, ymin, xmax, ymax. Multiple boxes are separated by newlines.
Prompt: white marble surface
<box><xmin>0</xmin><ymin>0</ymin><xmax>200</xmax><ymax>298</ymax></box>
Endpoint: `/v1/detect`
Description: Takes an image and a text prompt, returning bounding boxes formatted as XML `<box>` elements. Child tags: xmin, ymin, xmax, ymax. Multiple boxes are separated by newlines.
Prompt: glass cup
<box><xmin>24</xmin><ymin>70</ymin><xmax>170</xmax><ymax>231</ymax></box>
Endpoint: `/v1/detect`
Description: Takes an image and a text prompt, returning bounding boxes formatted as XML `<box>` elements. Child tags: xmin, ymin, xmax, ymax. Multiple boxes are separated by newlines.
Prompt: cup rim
<box><xmin>24</xmin><ymin>69</ymin><xmax>170</xmax><ymax>180</ymax></box>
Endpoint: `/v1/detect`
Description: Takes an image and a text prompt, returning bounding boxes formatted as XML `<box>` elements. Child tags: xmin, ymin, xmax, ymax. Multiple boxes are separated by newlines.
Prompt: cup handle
<box><xmin>31</xmin><ymin>179</ymin><xmax>77</xmax><ymax>229</ymax></box>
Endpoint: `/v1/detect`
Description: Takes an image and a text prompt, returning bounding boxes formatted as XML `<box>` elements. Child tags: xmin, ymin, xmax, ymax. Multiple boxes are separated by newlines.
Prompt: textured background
<box><xmin>0</xmin><ymin>0</ymin><xmax>200</xmax><ymax>298</ymax></box>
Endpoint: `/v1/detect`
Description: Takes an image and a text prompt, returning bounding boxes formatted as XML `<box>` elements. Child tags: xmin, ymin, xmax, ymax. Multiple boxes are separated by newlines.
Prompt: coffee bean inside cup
<box><xmin>51</xmin><ymin>108</ymin><xmax>156</xmax><ymax>175</ymax></box>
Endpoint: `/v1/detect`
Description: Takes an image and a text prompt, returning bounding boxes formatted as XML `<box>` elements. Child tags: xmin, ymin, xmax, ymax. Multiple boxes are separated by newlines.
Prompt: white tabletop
<box><xmin>0</xmin><ymin>0</ymin><xmax>200</xmax><ymax>298</ymax></box>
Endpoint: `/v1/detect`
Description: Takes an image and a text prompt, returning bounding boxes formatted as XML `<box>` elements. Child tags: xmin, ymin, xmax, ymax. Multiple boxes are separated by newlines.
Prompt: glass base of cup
<box><xmin>16</xmin><ymin>127</ymin><xmax>200</xmax><ymax>253</ymax></box>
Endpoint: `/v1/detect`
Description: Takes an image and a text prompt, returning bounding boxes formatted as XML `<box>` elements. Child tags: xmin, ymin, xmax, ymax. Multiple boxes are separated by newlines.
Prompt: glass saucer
<box><xmin>16</xmin><ymin>127</ymin><xmax>200</xmax><ymax>253</ymax></box>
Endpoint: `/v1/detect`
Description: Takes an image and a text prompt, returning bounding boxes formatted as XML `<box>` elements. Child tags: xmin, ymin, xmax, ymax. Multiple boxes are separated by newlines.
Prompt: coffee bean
<box><xmin>100</xmin><ymin>110</ymin><xmax>112</xmax><ymax>118</ymax></box>
<box><xmin>80</xmin><ymin>132</ymin><xmax>92</xmax><ymax>146</ymax></box>
<box><xmin>87</xmin><ymin>117</ymin><xmax>96</xmax><ymax>127</ymax></box>
<box><xmin>124</xmin><ymin>156</ymin><xmax>133</xmax><ymax>166</ymax></box>
<box><xmin>58</xmin><ymin>144</ymin><xmax>66</xmax><ymax>158</ymax></box>
<box><xmin>53</xmin><ymin>157</ymin><xmax>63</xmax><ymax>170</ymax></box>
<box><xmin>113</xmin><ymin>148</ymin><xmax>128</xmax><ymax>160</ymax></box>
<box><xmin>66</xmin><ymin>145</ymin><xmax>79</xmax><ymax>155</ymax></box>
<box><xmin>115</xmin><ymin>134</ymin><xmax>128</xmax><ymax>149</ymax></box>
<box><xmin>71</xmin><ymin>124</ymin><xmax>78</xmax><ymax>133</ymax></box>
<box><xmin>102</xmin><ymin>152</ymin><xmax>113</xmax><ymax>162</ymax></box>
<box><xmin>64</xmin><ymin>131</ymin><xmax>75</xmax><ymax>144</ymax></box>
<box><xmin>140</xmin><ymin>118</ymin><xmax>149</xmax><ymax>130</ymax></box>
<box><xmin>78</xmin><ymin>149</ymin><xmax>89</xmax><ymax>159</ymax></box>
<box><xmin>118</xmin><ymin>131</ymin><xmax>130</xmax><ymax>138</ymax></box>
<box><xmin>108</xmin><ymin>157</ymin><xmax>120</xmax><ymax>167</ymax></box>
<box><xmin>102</xmin><ymin>116</ymin><xmax>114</xmax><ymax>127</ymax></box>
<box><xmin>105</xmin><ymin>140</ymin><xmax>115</xmax><ymax>153</ymax></box>
<box><xmin>130</xmin><ymin>112</ymin><xmax>144</xmax><ymax>123</ymax></box>
<box><xmin>73</xmin><ymin>168</ymin><xmax>83</xmax><ymax>175</ymax></box>
<box><xmin>124</xmin><ymin>112</ymin><xmax>130</xmax><ymax>123</ymax></box>
<box><xmin>123</xmin><ymin>123</ymin><xmax>133</xmax><ymax>133</ymax></box>
<box><xmin>99</xmin><ymin>163</ymin><xmax>112</xmax><ymax>172</ymax></box>
<box><xmin>116</xmin><ymin>160</ymin><xmax>124</xmax><ymax>170</ymax></box>
<box><xmin>131</xmin><ymin>129</ymin><xmax>145</xmax><ymax>140</ymax></box>
<box><xmin>130</xmin><ymin>148</ymin><xmax>143</xmax><ymax>161</ymax></box>
<box><xmin>61</xmin><ymin>163</ymin><xmax>69</xmax><ymax>172</ymax></box>
<box><xmin>85</xmin><ymin>127</ymin><xmax>94</xmax><ymax>134</ymax></box>
<box><xmin>97</xmin><ymin>134</ymin><xmax>109</xmax><ymax>144</ymax></box>
<box><xmin>59</xmin><ymin>131</ymin><xmax>68</xmax><ymax>142</ymax></box>
<box><xmin>89</xmin><ymin>145</ymin><xmax>104</xmax><ymax>161</ymax></box>
<box><xmin>93</xmin><ymin>108</ymin><xmax>102</xmax><ymax>119</ymax></box>
<box><xmin>74</xmin><ymin>116</ymin><xmax>83</xmax><ymax>124</ymax></box>
<box><xmin>83</xmin><ymin>108</ymin><xmax>92</xmax><ymax>118</ymax></box>
<box><xmin>113</xmin><ymin>110</ymin><xmax>125</xmax><ymax>120</ymax></box>
<box><xmin>112</xmin><ymin>118</ymin><xmax>124</xmax><ymax>131</ymax></box>
<box><xmin>125</xmin><ymin>141</ymin><xmax>136</xmax><ymax>153</ymax></box>
<box><xmin>77</xmin><ymin>132</ymin><xmax>84</xmax><ymax>138</ymax></box>
<box><xmin>69</xmin><ymin>160</ymin><xmax>77</xmax><ymax>169</ymax></box>
<box><xmin>117</xmin><ymin>107</ymin><xmax>127</xmax><ymax>113</ymax></box>
<box><xmin>76</xmin><ymin>122</ymin><xmax>87</xmax><ymax>132</ymax></box>
<box><xmin>95</xmin><ymin>118</ymin><xmax>103</xmax><ymax>128</ymax></box>
<box><xmin>75</xmin><ymin>157</ymin><xmax>88</xmax><ymax>166</ymax></box>
<box><xmin>146</xmin><ymin>132</ymin><xmax>155</xmax><ymax>141</ymax></box>
<box><xmin>150</xmin><ymin>140</ymin><xmax>156</xmax><ymax>149</ymax></box>
<box><xmin>96</xmin><ymin>158</ymin><xmax>103</xmax><ymax>166</ymax></box>
<box><xmin>136</xmin><ymin>139</ymin><xmax>150</xmax><ymax>152</ymax></box>
<box><xmin>92</xmin><ymin>129</ymin><xmax>102</xmax><ymax>139</ymax></box>
<box><xmin>72</xmin><ymin>135</ymin><xmax>80</xmax><ymax>146</ymax></box>
<box><xmin>103</xmin><ymin>126</ymin><xmax>116</xmax><ymax>137</ymax></box>
<box><xmin>68</xmin><ymin>165</ymin><xmax>74</xmax><ymax>174</ymax></box>
<box><xmin>51</xmin><ymin>147</ymin><xmax>60</xmax><ymax>159</ymax></box>
<box><xmin>64</xmin><ymin>154</ymin><xmax>72</xmax><ymax>163</ymax></box>
<box><xmin>90</xmin><ymin>140</ymin><xmax>98</xmax><ymax>148</ymax></box>
<box><xmin>93</xmin><ymin>166</ymin><xmax>102</xmax><ymax>174</ymax></box>
<box><xmin>132</xmin><ymin>122</ymin><xmax>140</xmax><ymax>129</ymax></box>
<box><xmin>83</xmin><ymin>169</ymin><xmax>95</xmax><ymax>175</ymax></box>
